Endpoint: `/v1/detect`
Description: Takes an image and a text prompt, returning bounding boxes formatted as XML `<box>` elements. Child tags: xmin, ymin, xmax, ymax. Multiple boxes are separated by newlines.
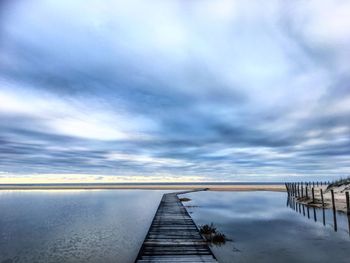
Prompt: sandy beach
<box><xmin>0</xmin><ymin>183</ymin><xmax>286</xmax><ymax>192</ymax></box>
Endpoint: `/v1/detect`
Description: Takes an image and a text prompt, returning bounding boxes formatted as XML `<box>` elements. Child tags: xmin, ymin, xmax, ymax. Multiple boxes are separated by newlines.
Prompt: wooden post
<box><xmin>320</xmin><ymin>188</ymin><xmax>326</xmax><ymax>225</ymax></box>
<box><xmin>317</xmin><ymin>181</ymin><xmax>319</xmax><ymax>187</ymax></box>
<box><xmin>301</xmin><ymin>185</ymin><xmax>304</xmax><ymax>197</ymax></box>
<box><xmin>345</xmin><ymin>192</ymin><xmax>350</xmax><ymax>236</ymax></box>
<box><xmin>312</xmin><ymin>181</ymin><xmax>315</xmax><ymax>188</ymax></box>
<box><xmin>288</xmin><ymin>183</ymin><xmax>291</xmax><ymax>196</ymax></box>
<box><xmin>295</xmin><ymin>183</ymin><xmax>299</xmax><ymax>197</ymax></box>
<box><xmin>289</xmin><ymin>183</ymin><xmax>292</xmax><ymax>196</ymax></box>
<box><xmin>306</xmin><ymin>186</ymin><xmax>309</xmax><ymax>199</ymax></box>
<box><xmin>301</xmin><ymin>182</ymin><xmax>303</xmax><ymax>193</ymax></box>
<box><xmin>312</xmin><ymin>187</ymin><xmax>315</xmax><ymax>203</ymax></box>
<box><xmin>331</xmin><ymin>190</ymin><xmax>337</xmax><ymax>232</ymax></box>
<box><xmin>298</xmin><ymin>183</ymin><xmax>300</xmax><ymax>197</ymax></box>
<box><xmin>296</xmin><ymin>183</ymin><xmax>298</xmax><ymax>197</ymax></box>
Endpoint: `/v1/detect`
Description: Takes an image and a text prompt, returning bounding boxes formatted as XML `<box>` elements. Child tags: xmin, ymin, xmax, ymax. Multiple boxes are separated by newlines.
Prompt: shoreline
<box><xmin>0</xmin><ymin>183</ymin><xmax>286</xmax><ymax>192</ymax></box>
<box><xmin>287</xmin><ymin>184</ymin><xmax>350</xmax><ymax>214</ymax></box>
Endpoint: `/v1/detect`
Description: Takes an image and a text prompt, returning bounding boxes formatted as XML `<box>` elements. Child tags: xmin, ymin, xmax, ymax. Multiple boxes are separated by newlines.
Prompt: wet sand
<box><xmin>0</xmin><ymin>183</ymin><xmax>286</xmax><ymax>192</ymax></box>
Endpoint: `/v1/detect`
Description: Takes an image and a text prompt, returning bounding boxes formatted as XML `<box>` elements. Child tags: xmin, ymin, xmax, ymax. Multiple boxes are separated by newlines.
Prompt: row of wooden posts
<box><xmin>285</xmin><ymin>182</ymin><xmax>327</xmax><ymax>203</ymax></box>
<box><xmin>285</xmin><ymin>181</ymin><xmax>350</xmax><ymax>232</ymax></box>
<box><xmin>285</xmin><ymin>182</ymin><xmax>350</xmax><ymax>211</ymax></box>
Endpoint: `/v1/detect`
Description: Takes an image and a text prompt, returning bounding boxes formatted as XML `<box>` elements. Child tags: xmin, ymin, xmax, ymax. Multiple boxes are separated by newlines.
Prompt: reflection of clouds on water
<box><xmin>287</xmin><ymin>197</ymin><xmax>350</xmax><ymax>235</ymax></box>
<box><xmin>184</xmin><ymin>191</ymin><xmax>350</xmax><ymax>263</ymax></box>
<box><xmin>0</xmin><ymin>190</ymin><xmax>164</xmax><ymax>263</ymax></box>
<box><xmin>185</xmin><ymin>191</ymin><xmax>289</xmax><ymax>220</ymax></box>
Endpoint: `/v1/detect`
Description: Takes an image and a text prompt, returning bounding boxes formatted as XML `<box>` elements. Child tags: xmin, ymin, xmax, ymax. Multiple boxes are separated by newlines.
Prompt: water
<box><xmin>1</xmin><ymin>190</ymin><xmax>349</xmax><ymax>263</ymax></box>
<box><xmin>182</xmin><ymin>191</ymin><xmax>350</xmax><ymax>263</ymax></box>
<box><xmin>0</xmin><ymin>190</ymin><xmax>165</xmax><ymax>263</ymax></box>
<box><xmin>286</xmin><ymin>197</ymin><xmax>350</xmax><ymax>233</ymax></box>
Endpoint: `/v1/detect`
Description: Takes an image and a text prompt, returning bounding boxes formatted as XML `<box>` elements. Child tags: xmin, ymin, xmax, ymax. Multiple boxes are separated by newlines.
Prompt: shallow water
<box><xmin>0</xmin><ymin>190</ymin><xmax>165</xmax><ymax>263</ymax></box>
<box><xmin>182</xmin><ymin>191</ymin><xmax>350</xmax><ymax>263</ymax></box>
<box><xmin>1</xmin><ymin>190</ymin><xmax>349</xmax><ymax>263</ymax></box>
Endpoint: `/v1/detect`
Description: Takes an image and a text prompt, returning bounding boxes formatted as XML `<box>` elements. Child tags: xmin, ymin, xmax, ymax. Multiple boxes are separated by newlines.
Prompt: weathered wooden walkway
<box><xmin>135</xmin><ymin>190</ymin><xmax>218</xmax><ymax>263</ymax></box>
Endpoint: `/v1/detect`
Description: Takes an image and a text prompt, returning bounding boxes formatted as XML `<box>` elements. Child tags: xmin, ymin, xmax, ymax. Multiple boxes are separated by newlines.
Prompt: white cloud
<box><xmin>0</xmin><ymin>82</ymin><xmax>157</xmax><ymax>141</ymax></box>
<box><xmin>296</xmin><ymin>0</ymin><xmax>350</xmax><ymax>44</ymax></box>
<box><xmin>106</xmin><ymin>152</ymin><xmax>190</xmax><ymax>167</ymax></box>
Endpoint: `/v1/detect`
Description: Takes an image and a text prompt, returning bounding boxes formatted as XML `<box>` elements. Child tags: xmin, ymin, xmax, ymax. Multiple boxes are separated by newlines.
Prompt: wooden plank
<box><xmin>135</xmin><ymin>190</ymin><xmax>218</xmax><ymax>263</ymax></box>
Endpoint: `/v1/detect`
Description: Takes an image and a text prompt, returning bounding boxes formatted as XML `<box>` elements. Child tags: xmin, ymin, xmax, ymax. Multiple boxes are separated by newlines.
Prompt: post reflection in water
<box><xmin>287</xmin><ymin>196</ymin><xmax>350</xmax><ymax>235</ymax></box>
<box><xmin>313</xmin><ymin>207</ymin><xmax>317</xmax><ymax>222</ymax></box>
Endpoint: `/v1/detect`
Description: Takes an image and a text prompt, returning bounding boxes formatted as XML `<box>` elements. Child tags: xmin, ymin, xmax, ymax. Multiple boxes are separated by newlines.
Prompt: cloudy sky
<box><xmin>0</xmin><ymin>0</ymin><xmax>350</xmax><ymax>182</ymax></box>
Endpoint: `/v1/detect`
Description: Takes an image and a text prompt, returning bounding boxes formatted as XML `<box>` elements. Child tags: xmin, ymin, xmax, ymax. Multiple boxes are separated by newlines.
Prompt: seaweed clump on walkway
<box><xmin>199</xmin><ymin>223</ymin><xmax>228</xmax><ymax>246</ymax></box>
<box><xmin>179</xmin><ymin>197</ymin><xmax>191</xmax><ymax>202</ymax></box>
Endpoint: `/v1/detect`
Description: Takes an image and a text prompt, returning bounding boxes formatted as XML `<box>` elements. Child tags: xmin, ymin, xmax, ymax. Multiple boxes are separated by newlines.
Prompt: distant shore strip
<box><xmin>0</xmin><ymin>183</ymin><xmax>286</xmax><ymax>191</ymax></box>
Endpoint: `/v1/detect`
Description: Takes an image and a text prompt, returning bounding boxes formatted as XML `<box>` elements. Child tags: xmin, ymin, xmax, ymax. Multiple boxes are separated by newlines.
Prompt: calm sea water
<box><xmin>1</xmin><ymin>190</ymin><xmax>349</xmax><ymax>263</ymax></box>
<box><xmin>0</xmin><ymin>190</ymin><xmax>165</xmax><ymax>263</ymax></box>
<box><xmin>182</xmin><ymin>191</ymin><xmax>350</xmax><ymax>263</ymax></box>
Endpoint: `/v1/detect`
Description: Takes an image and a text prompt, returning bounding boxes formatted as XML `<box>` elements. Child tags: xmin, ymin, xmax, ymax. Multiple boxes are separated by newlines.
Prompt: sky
<box><xmin>0</xmin><ymin>0</ymin><xmax>350</xmax><ymax>183</ymax></box>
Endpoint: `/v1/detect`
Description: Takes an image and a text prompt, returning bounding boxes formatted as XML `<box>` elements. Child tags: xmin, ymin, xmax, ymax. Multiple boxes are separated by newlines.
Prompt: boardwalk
<box><xmin>135</xmin><ymin>190</ymin><xmax>218</xmax><ymax>263</ymax></box>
